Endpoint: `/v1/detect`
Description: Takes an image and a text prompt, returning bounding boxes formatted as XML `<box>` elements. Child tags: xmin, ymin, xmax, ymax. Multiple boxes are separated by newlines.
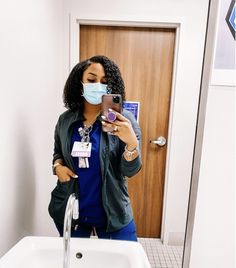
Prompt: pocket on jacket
<box><xmin>48</xmin><ymin>180</ymin><xmax>75</xmax><ymax>225</ymax></box>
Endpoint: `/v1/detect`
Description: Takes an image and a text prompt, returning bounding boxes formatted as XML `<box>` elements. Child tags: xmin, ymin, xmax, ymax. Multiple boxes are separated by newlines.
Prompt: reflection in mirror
<box><xmin>0</xmin><ymin>0</ymin><xmax>226</xmax><ymax>268</ymax></box>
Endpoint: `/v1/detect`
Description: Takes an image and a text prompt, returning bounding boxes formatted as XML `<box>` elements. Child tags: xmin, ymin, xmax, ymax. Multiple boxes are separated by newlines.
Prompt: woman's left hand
<box><xmin>101</xmin><ymin>110</ymin><xmax>138</xmax><ymax>150</ymax></box>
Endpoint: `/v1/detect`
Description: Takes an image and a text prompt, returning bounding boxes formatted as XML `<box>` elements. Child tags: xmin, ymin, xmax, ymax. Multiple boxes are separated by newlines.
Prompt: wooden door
<box><xmin>80</xmin><ymin>25</ymin><xmax>175</xmax><ymax>237</ymax></box>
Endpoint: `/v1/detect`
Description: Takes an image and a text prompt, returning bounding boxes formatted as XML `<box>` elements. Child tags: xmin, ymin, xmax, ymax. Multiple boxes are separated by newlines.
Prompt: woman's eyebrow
<box><xmin>88</xmin><ymin>72</ymin><xmax>97</xmax><ymax>76</ymax></box>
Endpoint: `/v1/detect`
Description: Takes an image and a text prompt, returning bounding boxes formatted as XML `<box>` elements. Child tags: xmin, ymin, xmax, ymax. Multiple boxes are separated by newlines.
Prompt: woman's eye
<box><xmin>87</xmin><ymin>79</ymin><xmax>95</xmax><ymax>83</ymax></box>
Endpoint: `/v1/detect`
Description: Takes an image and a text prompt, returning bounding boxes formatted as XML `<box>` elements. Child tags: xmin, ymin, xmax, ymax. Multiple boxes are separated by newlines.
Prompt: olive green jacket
<box><xmin>49</xmin><ymin>108</ymin><xmax>142</xmax><ymax>232</ymax></box>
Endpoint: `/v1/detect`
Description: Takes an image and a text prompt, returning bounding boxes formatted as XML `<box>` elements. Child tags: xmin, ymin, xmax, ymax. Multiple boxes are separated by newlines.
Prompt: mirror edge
<box><xmin>182</xmin><ymin>0</ymin><xmax>220</xmax><ymax>267</ymax></box>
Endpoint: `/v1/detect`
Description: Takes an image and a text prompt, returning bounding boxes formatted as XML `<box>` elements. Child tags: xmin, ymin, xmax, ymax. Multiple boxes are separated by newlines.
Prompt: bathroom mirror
<box><xmin>0</xmin><ymin>0</ymin><xmax>222</xmax><ymax>267</ymax></box>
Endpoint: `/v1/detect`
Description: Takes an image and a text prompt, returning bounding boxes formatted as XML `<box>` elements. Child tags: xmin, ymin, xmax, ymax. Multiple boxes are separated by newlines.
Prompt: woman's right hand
<box><xmin>55</xmin><ymin>165</ymin><xmax>78</xmax><ymax>183</ymax></box>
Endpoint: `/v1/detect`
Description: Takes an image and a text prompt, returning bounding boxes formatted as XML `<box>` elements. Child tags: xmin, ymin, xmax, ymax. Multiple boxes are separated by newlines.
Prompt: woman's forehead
<box><xmin>84</xmin><ymin>63</ymin><xmax>105</xmax><ymax>76</ymax></box>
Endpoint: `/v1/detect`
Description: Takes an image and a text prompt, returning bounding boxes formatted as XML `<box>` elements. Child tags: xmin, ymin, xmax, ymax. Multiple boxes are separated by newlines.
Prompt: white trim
<box><xmin>77</xmin><ymin>18</ymin><xmax>180</xmax><ymax>27</ymax></box>
<box><xmin>69</xmin><ymin>14</ymin><xmax>80</xmax><ymax>70</ymax></box>
<box><xmin>161</xmin><ymin>24</ymin><xmax>181</xmax><ymax>244</ymax></box>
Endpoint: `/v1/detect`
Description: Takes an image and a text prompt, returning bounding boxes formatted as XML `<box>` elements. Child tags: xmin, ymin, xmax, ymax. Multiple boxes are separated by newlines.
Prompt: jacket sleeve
<box><xmin>120</xmin><ymin>110</ymin><xmax>142</xmax><ymax>178</ymax></box>
<box><xmin>52</xmin><ymin>117</ymin><xmax>64</xmax><ymax>164</ymax></box>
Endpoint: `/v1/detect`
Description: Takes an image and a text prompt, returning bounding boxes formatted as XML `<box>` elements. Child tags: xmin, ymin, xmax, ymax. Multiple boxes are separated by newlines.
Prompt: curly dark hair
<box><xmin>63</xmin><ymin>55</ymin><xmax>126</xmax><ymax>111</ymax></box>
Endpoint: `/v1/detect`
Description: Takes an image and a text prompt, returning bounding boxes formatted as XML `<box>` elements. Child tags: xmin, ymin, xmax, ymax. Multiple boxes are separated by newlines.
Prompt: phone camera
<box><xmin>113</xmin><ymin>95</ymin><xmax>120</xmax><ymax>103</ymax></box>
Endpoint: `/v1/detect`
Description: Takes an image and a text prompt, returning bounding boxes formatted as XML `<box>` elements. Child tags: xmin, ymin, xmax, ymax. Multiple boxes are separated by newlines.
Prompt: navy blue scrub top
<box><xmin>71</xmin><ymin>120</ymin><xmax>107</xmax><ymax>227</ymax></box>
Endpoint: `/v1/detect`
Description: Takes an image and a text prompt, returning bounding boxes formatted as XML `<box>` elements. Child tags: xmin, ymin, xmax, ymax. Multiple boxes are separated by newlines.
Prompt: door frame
<box><xmin>68</xmin><ymin>15</ymin><xmax>201</xmax><ymax>245</ymax></box>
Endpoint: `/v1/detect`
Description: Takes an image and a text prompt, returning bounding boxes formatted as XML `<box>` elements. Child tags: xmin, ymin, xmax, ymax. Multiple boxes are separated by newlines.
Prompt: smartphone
<box><xmin>101</xmin><ymin>94</ymin><xmax>122</xmax><ymax>132</ymax></box>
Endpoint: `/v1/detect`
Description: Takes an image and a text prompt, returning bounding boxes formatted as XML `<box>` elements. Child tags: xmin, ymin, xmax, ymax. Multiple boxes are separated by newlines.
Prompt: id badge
<box><xmin>71</xmin><ymin>141</ymin><xmax>92</xmax><ymax>157</ymax></box>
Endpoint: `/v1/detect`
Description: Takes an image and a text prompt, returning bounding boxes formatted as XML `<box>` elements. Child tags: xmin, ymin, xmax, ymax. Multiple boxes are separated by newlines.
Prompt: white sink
<box><xmin>0</xmin><ymin>236</ymin><xmax>151</xmax><ymax>268</ymax></box>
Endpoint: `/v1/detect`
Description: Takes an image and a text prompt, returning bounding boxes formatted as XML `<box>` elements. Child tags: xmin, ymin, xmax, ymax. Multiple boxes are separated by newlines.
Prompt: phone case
<box><xmin>101</xmin><ymin>94</ymin><xmax>122</xmax><ymax>132</ymax></box>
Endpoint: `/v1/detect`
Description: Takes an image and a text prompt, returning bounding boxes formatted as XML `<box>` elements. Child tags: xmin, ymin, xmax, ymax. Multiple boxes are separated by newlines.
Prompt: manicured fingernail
<box><xmin>101</xmin><ymin>115</ymin><xmax>106</xmax><ymax>120</ymax></box>
<box><xmin>108</xmin><ymin>108</ymin><xmax>113</xmax><ymax>111</ymax></box>
<box><xmin>73</xmin><ymin>175</ymin><xmax>78</xmax><ymax>178</ymax></box>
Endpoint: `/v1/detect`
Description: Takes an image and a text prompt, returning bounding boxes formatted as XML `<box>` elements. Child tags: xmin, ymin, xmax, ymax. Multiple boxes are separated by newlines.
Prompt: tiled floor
<box><xmin>138</xmin><ymin>238</ymin><xmax>183</xmax><ymax>268</ymax></box>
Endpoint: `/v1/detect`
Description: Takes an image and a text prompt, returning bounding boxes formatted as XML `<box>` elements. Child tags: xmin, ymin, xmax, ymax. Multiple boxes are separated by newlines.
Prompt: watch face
<box><xmin>124</xmin><ymin>146</ymin><xmax>137</xmax><ymax>160</ymax></box>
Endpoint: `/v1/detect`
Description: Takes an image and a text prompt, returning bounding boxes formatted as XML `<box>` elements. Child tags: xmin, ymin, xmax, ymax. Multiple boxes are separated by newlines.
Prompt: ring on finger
<box><xmin>113</xmin><ymin>125</ymin><xmax>118</xmax><ymax>132</ymax></box>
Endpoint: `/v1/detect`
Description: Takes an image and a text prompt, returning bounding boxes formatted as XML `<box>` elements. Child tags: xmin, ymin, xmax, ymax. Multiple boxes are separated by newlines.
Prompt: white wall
<box><xmin>0</xmin><ymin>0</ymin><xmax>64</xmax><ymax>256</ymax></box>
<box><xmin>189</xmin><ymin>84</ymin><xmax>235</xmax><ymax>267</ymax></box>
<box><xmin>66</xmin><ymin>0</ymin><xmax>209</xmax><ymax>244</ymax></box>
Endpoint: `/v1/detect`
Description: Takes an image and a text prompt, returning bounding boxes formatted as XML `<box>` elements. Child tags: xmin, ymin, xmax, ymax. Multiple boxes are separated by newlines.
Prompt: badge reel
<box><xmin>73</xmin><ymin>199</ymin><xmax>79</xmax><ymax>220</ymax></box>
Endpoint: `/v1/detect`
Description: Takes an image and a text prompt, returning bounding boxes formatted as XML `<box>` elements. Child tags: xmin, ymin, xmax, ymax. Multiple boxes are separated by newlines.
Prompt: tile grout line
<box><xmin>138</xmin><ymin>237</ymin><xmax>183</xmax><ymax>268</ymax></box>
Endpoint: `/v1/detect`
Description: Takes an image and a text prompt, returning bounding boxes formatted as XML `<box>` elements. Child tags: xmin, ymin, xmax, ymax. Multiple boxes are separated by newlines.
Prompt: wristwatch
<box><xmin>124</xmin><ymin>145</ymin><xmax>138</xmax><ymax>161</ymax></box>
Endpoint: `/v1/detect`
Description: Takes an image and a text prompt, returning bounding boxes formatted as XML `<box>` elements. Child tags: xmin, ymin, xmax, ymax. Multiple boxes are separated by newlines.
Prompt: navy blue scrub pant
<box><xmin>55</xmin><ymin>219</ymin><xmax>137</xmax><ymax>242</ymax></box>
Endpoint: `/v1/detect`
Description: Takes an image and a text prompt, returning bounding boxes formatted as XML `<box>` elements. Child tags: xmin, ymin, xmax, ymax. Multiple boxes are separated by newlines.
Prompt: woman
<box><xmin>49</xmin><ymin>55</ymin><xmax>142</xmax><ymax>241</ymax></box>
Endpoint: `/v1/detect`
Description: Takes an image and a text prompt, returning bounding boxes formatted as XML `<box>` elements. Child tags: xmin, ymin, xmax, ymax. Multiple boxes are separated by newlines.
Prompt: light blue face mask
<box><xmin>82</xmin><ymin>82</ymin><xmax>108</xmax><ymax>105</ymax></box>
